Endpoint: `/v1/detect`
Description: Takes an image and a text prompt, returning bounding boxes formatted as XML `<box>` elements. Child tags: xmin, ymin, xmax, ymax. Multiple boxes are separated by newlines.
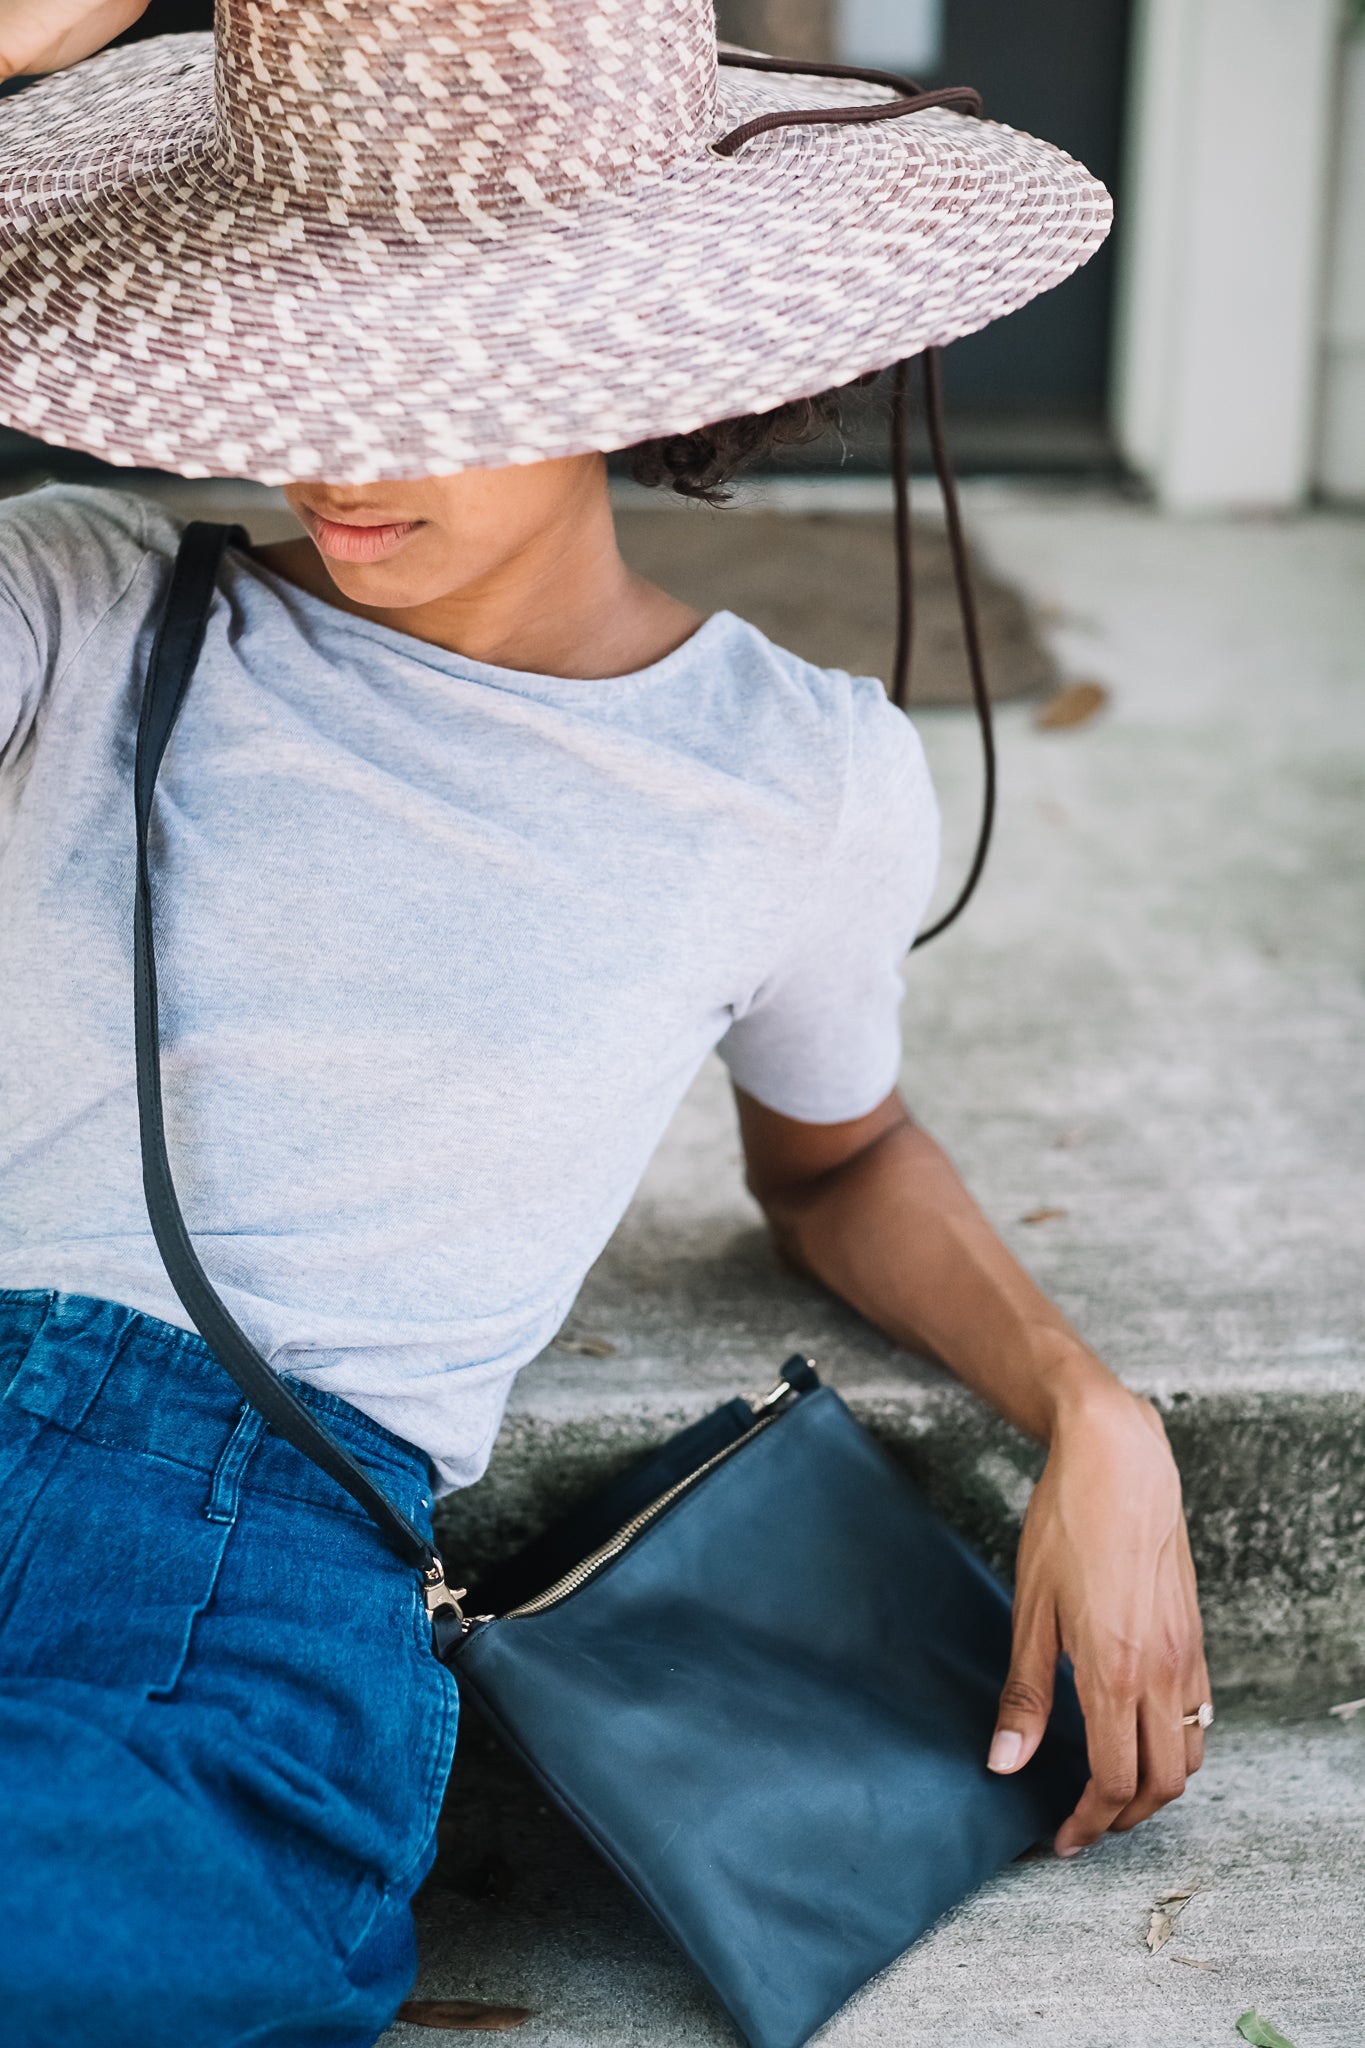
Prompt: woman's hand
<box><xmin>733</xmin><ymin>1089</ymin><xmax>1213</xmax><ymax>1853</ymax></box>
<box><xmin>987</xmin><ymin>1383</ymin><xmax>1212</xmax><ymax>1855</ymax></box>
<box><xmin>0</xmin><ymin>0</ymin><xmax>147</xmax><ymax>82</ymax></box>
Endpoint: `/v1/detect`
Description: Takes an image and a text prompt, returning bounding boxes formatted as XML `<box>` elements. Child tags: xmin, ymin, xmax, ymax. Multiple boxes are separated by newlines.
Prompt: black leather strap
<box><xmin>133</xmin><ymin>520</ymin><xmax>440</xmax><ymax>1579</ymax></box>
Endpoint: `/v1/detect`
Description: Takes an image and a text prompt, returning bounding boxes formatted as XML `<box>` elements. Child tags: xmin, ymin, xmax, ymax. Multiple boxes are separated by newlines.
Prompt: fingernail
<box><xmin>1055</xmin><ymin>1842</ymin><xmax>1082</xmax><ymax>1859</ymax></box>
<box><xmin>988</xmin><ymin>1729</ymin><xmax>1023</xmax><ymax>1773</ymax></box>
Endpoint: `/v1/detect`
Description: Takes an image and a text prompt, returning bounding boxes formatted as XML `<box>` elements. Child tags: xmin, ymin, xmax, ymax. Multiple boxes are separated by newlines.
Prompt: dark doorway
<box><xmin>933</xmin><ymin>0</ymin><xmax>1131</xmax><ymax>453</ymax></box>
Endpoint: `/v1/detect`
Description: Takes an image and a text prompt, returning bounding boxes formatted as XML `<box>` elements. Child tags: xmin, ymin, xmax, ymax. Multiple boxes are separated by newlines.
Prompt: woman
<box><xmin>0</xmin><ymin>2</ymin><xmax>1210</xmax><ymax>2043</ymax></box>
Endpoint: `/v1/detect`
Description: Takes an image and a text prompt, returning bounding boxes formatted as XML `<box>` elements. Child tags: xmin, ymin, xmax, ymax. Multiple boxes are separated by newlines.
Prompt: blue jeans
<box><xmin>0</xmin><ymin>1289</ymin><xmax>460</xmax><ymax>2048</ymax></box>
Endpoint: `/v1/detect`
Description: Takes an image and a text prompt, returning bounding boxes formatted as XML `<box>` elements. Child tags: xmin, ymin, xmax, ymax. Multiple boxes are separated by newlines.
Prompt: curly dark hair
<box><xmin>624</xmin><ymin>385</ymin><xmax>850</xmax><ymax>504</ymax></box>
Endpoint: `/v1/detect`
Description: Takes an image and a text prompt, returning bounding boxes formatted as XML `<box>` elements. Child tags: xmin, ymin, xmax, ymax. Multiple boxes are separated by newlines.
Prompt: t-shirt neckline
<box><xmin>235</xmin><ymin>541</ymin><xmax>735</xmax><ymax>698</ymax></box>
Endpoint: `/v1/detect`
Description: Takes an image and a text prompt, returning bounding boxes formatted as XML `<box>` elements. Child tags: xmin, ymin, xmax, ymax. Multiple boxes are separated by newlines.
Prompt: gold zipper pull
<box><xmin>493</xmin><ymin>1372</ymin><xmax>820</xmax><ymax>1627</ymax></box>
<box><xmin>422</xmin><ymin>1558</ymin><xmax>467</xmax><ymax>1625</ymax></box>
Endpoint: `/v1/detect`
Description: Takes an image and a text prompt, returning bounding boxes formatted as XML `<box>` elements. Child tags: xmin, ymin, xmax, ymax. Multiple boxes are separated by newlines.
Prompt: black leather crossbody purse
<box><xmin>134</xmin><ymin>523</ymin><xmax>1089</xmax><ymax>2048</ymax></box>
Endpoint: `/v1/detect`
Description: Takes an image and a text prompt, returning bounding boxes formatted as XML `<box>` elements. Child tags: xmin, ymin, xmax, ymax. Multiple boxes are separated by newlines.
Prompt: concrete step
<box><xmin>435</xmin><ymin>1057</ymin><xmax>1365</xmax><ymax>1695</ymax></box>
<box><xmin>383</xmin><ymin>1697</ymin><xmax>1365</xmax><ymax>2048</ymax></box>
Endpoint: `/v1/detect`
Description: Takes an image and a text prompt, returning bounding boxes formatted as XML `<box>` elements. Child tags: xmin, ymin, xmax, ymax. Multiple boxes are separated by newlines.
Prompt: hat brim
<box><xmin>0</xmin><ymin>38</ymin><xmax>1110</xmax><ymax>483</ymax></box>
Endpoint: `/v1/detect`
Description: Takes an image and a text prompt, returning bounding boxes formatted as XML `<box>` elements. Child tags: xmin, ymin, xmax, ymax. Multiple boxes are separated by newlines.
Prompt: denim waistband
<box><xmin>0</xmin><ymin>1288</ymin><xmax>434</xmax><ymax>1523</ymax></box>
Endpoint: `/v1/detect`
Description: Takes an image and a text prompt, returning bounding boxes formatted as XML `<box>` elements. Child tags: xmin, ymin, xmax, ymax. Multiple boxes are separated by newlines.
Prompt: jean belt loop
<box><xmin>205</xmin><ymin>1402</ymin><xmax>268</xmax><ymax>1525</ymax></box>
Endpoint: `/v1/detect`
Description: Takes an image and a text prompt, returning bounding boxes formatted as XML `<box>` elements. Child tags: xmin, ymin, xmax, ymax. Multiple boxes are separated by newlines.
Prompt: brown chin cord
<box><xmin>715</xmin><ymin>50</ymin><xmax>997</xmax><ymax>948</ymax></box>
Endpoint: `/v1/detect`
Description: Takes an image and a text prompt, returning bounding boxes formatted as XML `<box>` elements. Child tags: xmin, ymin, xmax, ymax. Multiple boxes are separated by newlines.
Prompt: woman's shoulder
<box><xmin>707</xmin><ymin>612</ymin><xmax>939</xmax><ymax>889</ymax></box>
<box><xmin>0</xmin><ymin>485</ymin><xmax>178</xmax><ymax>751</ymax></box>
<box><xmin>0</xmin><ymin>480</ymin><xmax>155</xmax><ymax>556</ymax></box>
<box><xmin>0</xmin><ymin>481</ymin><xmax>193</xmax><ymax>623</ymax></box>
<box><xmin>704</xmin><ymin>610</ymin><xmax>933</xmax><ymax>800</ymax></box>
<box><xmin>0</xmin><ymin>484</ymin><xmax>171</xmax><ymax>685</ymax></box>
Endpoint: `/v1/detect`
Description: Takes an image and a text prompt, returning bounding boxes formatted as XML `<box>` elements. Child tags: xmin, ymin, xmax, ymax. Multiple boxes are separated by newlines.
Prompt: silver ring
<box><xmin>1180</xmin><ymin>1701</ymin><xmax>1215</xmax><ymax>1729</ymax></box>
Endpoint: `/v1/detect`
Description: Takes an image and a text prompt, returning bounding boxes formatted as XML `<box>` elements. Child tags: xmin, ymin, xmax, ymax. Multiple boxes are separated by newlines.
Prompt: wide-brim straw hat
<box><xmin>0</xmin><ymin>0</ymin><xmax>1111</xmax><ymax>485</ymax></box>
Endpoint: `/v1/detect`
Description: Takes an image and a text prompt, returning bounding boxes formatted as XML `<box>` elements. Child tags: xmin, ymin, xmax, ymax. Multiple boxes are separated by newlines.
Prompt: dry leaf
<box><xmin>1235</xmin><ymin>2013</ymin><xmax>1299</xmax><ymax>2048</ymax></box>
<box><xmin>1170</xmin><ymin>1954</ymin><xmax>1218</xmax><ymax>1972</ymax></box>
<box><xmin>1146</xmin><ymin>1883</ymin><xmax>1199</xmax><ymax>1951</ymax></box>
<box><xmin>397</xmin><ymin>2001</ymin><xmax>532</xmax><ymax>2032</ymax></box>
<box><xmin>1020</xmin><ymin>1206</ymin><xmax>1068</xmax><ymax>1226</ymax></box>
<box><xmin>1328</xmin><ymin>1696</ymin><xmax>1365</xmax><ymax>1720</ymax></box>
<box><xmin>1035</xmin><ymin>680</ymin><xmax>1110</xmax><ymax>730</ymax></box>
<box><xmin>1146</xmin><ymin>1908</ymin><xmax>1176</xmax><ymax>1952</ymax></box>
<box><xmin>552</xmin><ymin>1334</ymin><xmax>617</xmax><ymax>1357</ymax></box>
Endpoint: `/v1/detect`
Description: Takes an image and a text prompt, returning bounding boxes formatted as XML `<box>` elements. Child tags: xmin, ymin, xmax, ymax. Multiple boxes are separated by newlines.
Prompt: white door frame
<box><xmin>1111</xmin><ymin>0</ymin><xmax>1342</xmax><ymax>511</ymax></box>
<box><xmin>1318</xmin><ymin>24</ymin><xmax>1365</xmax><ymax>501</ymax></box>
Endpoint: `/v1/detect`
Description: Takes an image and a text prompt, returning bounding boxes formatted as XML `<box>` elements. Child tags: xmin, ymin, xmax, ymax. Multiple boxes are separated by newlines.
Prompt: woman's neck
<box><xmin>253</xmin><ymin>470</ymin><xmax>704</xmax><ymax>681</ymax></box>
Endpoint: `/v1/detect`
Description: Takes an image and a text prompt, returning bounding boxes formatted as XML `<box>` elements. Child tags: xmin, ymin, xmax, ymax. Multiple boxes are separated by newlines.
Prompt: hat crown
<box><xmin>213</xmin><ymin>0</ymin><xmax>719</xmax><ymax>234</ymax></box>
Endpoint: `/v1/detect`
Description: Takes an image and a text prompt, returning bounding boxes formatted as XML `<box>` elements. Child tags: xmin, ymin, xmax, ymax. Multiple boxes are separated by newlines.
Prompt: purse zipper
<box><xmin>462</xmin><ymin>1367</ymin><xmax>810</xmax><ymax>1633</ymax></box>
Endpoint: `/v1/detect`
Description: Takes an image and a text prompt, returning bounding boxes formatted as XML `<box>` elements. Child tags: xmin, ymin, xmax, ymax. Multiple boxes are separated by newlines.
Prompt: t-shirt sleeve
<box><xmin>0</xmin><ymin>485</ymin><xmax>149</xmax><ymax>761</ymax></box>
<box><xmin>717</xmin><ymin>672</ymin><xmax>941</xmax><ymax>1124</ymax></box>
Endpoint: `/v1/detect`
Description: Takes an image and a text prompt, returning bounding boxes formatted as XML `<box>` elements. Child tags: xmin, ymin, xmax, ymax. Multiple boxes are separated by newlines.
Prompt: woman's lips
<box><xmin>300</xmin><ymin>507</ymin><xmax>425</xmax><ymax>564</ymax></box>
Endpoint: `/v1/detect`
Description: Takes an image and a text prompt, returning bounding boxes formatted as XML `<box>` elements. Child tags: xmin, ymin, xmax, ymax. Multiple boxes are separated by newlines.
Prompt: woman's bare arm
<box><xmin>0</xmin><ymin>0</ymin><xmax>147</xmax><ymax>82</ymax></box>
<box><xmin>736</xmin><ymin>1083</ymin><xmax>1212</xmax><ymax>1858</ymax></box>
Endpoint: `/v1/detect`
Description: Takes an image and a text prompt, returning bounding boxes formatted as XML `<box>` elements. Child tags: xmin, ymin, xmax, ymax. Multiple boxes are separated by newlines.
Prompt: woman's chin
<box><xmin>319</xmin><ymin>547</ymin><xmax>439</xmax><ymax>612</ymax></box>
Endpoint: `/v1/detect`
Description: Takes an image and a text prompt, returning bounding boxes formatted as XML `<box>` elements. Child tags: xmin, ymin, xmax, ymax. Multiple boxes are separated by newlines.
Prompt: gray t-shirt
<box><xmin>0</xmin><ymin>486</ymin><xmax>939</xmax><ymax>1489</ymax></box>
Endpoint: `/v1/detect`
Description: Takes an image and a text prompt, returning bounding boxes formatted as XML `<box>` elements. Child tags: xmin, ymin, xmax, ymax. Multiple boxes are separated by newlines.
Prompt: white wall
<box><xmin>1317</xmin><ymin>27</ymin><xmax>1365</xmax><ymax>501</ymax></box>
<box><xmin>1112</xmin><ymin>0</ymin><xmax>1341</xmax><ymax>512</ymax></box>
